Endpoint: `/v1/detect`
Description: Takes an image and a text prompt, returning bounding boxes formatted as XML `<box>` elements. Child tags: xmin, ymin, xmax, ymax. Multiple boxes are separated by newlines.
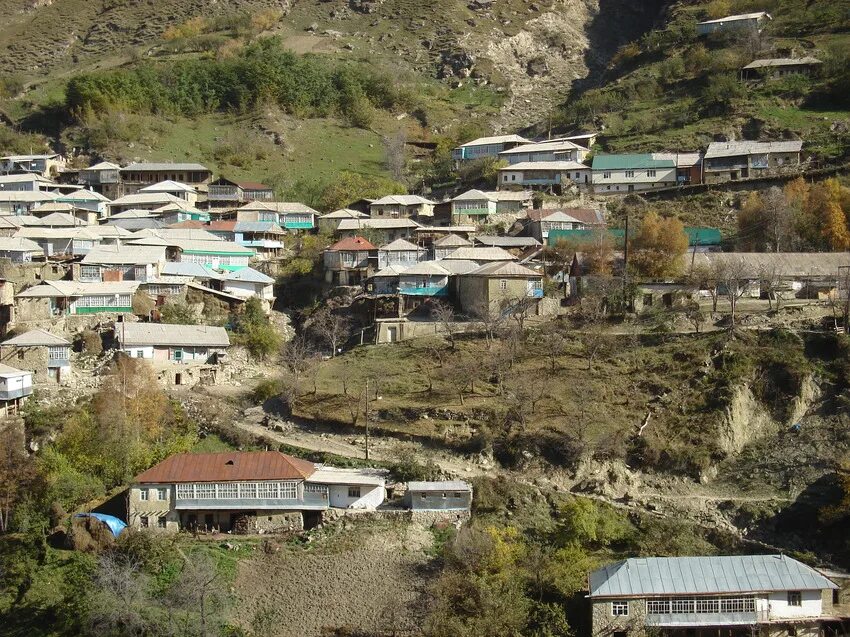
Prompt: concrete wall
<box><xmin>407</xmin><ymin>489</ymin><xmax>472</xmax><ymax>511</ymax></box>
<box><xmin>327</xmin><ymin>484</ymin><xmax>385</xmax><ymax>510</ymax></box>
<box><xmin>128</xmin><ymin>484</ymin><xmax>180</xmax><ymax>531</ymax></box>
<box><xmin>767</xmin><ymin>590</ymin><xmax>822</xmax><ymax>619</ymax></box>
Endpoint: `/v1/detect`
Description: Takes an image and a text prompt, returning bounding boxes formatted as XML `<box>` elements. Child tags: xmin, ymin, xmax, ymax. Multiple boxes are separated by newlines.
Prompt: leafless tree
<box><xmin>469</xmin><ymin>301</ymin><xmax>505</xmax><ymax>349</ymax></box>
<box><xmin>309</xmin><ymin>306</ymin><xmax>351</xmax><ymax>357</ymax></box>
<box><xmin>758</xmin><ymin>263</ymin><xmax>784</xmax><ymax>311</ymax></box>
<box><xmin>166</xmin><ymin>554</ymin><xmax>226</xmax><ymax>637</ymax></box>
<box><xmin>430</xmin><ymin>301</ymin><xmax>460</xmax><ymax>351</ymax></box>
<box><xmin>280</xmin><ymin>334</ymin><xmax>317</xmax><ymax>410</ymax></box>
<box><xmin>713</xmin><ymin>258</ymin><xmax>753</xmax><ymax>328</ymax></box>
<box><xmin>762</xmin><ymin>186</ymin><xmax>794</xmax><ymax>252</ymax></box>
<box><xmin>500</xmin><ymin>295</ymin><xmax>536</xmax><ymax>332</ymax></box>
<box><xmin>89</xmin><ymin>553</ymin><xmax>152</xmax><ymax>637</ymax></box>
<box><xmin>580</xmin><ymin>325</ymin><xmax>610</xmax><ymax>372</ymax></box>
<box><xmin>384</xmin><ymin>127</ymin><xmax>407</xmax><ymax>182</ymax></box>
<box><xmin>532</xmin><ymin>323</ymin><xmax>569</xmax><ymax>371</ymax></box>
<box><xmin>830</xmin><ymin>266</ymin><xmax>850</xmax><ymax>333</ymax></box>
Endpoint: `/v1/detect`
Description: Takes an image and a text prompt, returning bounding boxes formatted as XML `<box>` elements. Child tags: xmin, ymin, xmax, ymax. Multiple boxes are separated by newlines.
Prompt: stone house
<box><xmin>456</xmin><ymin>261</ymin><xmax>544</xmax><ymax>317</ymax></box>
<box><xmin>14</xmin><ymin>227</ymin><xmax>101</xmax><ymax>258</ymax></box>
<box><xmin>499</xmin><ymin>161</ymin><xmax>591</xmax><ymax>193</ymax></box>
<box><xmin>589</xmin><ymin>554</ymin><xmax>845</xmax><ymax>637</ymax></box>
<box><xmin>323</xmin><ymin>236</ymin><xmax>376</xmax><ymax>286</ymax></box>
<box><xmin>405</xmin><ymin>481</ymin><xmax>472</xmax><ymax>511</ymax></box>
<box><xmin>0</xmin><ymin>328</ymin><xmax>71</xmax><ymax>384</ymax></box>
<box><xmin>703</xmin><ymin>141</ymin><xmax>803</xmax><ymax>183</ymax></box>
<box><xmin>433</xmin><ymin>233</ymin><xmax>473</xmax><ymax>260</ymax></box>
<box><xmin>75</xmin><ymin>245</ymin><xmax>167</xmax><ymax>283</ymax></box>
<box><xmin>116</xmin><ymin>323</ymin><xmax>230</xmax><ymax>386</ymax></box>
<box><xmin>128</xmin><ymin>451</ymin><xmax>387</xmax><ymax>532</ymax></box>
<box><xmin>317</xmin><ymin>209</ymin><xmax>369</xmax><ymax>233</ymax></box>
<box><xmin>139</xmin><ymin>181</ymin><xmax>199</xmax><ymax>207</ymax></box>
<box><xmin>742</xmin><ymin>57</ymin><xmax>822</xmax><ymax>80</ymax></box>
<box><xmin>78</xmin><ymin>161</ymin><xmax>123</xmax><ymax>200</ymax></box>
<box><xmin>370</xmin><ymin>195</ymin><xmax>436</xmax><ymax>220</ymax></box>
<box><xmin>335</xmin><ymin>218</ymin><xmax>421</xmax><ymax>242</ymax></box>
<box><xmin>377</xmin><ymin>238</ymin><xmax>427</xmax><ymax>270</ymax></box>
<box><xmin>450</xmin><ymin>189</ymin><xmax>533</xmax><ymax>224</ymax></box>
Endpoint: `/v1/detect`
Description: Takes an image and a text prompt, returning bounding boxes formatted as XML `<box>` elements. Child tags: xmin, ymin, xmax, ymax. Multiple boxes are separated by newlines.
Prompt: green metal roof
<box><xmin>592</xmin><ymin>154</ymin><xmax>675</xmax><ymax>170</ymax></box>
<box><xmin>547</xmin><ymin>226</ymin><xmax>721</xmax><ymax>248</ymax></box>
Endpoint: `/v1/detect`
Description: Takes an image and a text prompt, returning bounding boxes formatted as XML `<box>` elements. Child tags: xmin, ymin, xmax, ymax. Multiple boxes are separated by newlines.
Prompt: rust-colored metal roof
<box><xmin>328</xmin><ymin>236</ymin><xmax>376</xmax><ymax>251</ymax></box>
<box><xmin>208</xmin><ymin>220</ymin><xmax>237</xmax><ymax>231</ymax></box>
<box><xmin>168</xmin><ymin>220</ymin><xmax>208</xmax><ymax>229</ymax></box>
<box><xmin>134</xmin><ymin>451</ymin><xmax>317</xmax><ymax>483</ymax></box>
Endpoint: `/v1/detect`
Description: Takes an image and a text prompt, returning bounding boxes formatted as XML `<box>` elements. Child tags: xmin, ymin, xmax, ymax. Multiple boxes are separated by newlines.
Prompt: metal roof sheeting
<box><xmin>407</xmin><ymin>481</ymin><xmax>472</xmax><ymax>492</ymax></box>
<box><xmin>135</xmin><ymin>451</ymin><xmax>316</xmax><ymax>484</ymax></box>
<box><xmin>743</xmin><ymin>57</ymin><xmax>822</xmax><ymax>70</ymax></box>
<box><xmin>698</xmin><ymin>11</ymin><xmax>771</xmax><ymax>25</ymax></box>
<box><xmin>588</xmin><ymin>555</ymin><xmax>838</xmax><ymax>598</ymax></box>
<box><xmin>592</xmin><ymin>154</ymin><xmax>676</xmax><ymax>170</ymax></box>
<box><xmin>457</xmin><ymin>135</ymin><xmax>530</xmax><ymax>148</ymax></box>
<box><xmin>1</xmin><ymin>328</ymin><xmax>70</xmax><ymax>347</ymax></box>
<box><xmin>117</xmin><ymin>323</ymin><xmax>230</xmax><ymax>347</ymax></box>
<box><xmin>705</xmin><ymin>141</ymin><xmax>803</xmax><ymax>159</ymax></box>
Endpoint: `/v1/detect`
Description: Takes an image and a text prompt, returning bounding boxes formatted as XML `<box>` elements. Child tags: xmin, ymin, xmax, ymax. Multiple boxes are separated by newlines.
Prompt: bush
<box><xmin>701</xmin><ymin>73</ymin><xmax>744</xmax><ymax>114</ymax></box>
<box><xmin>250</xmin><ymin>378</ymin><xmax>284</xmax><ymax>404</ymax></box>
<box><xmin>160</xmin><ymin>300</ymin><xmax>197</xmax><ymax>325</ymax></box>
<box><xmin>76</xmin><ymin>329</ymin><xmax>103</xmax><ymax>355</ymax></box>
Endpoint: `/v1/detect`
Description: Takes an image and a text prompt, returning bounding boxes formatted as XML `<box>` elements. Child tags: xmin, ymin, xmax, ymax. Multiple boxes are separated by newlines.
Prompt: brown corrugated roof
<box><xmin>328</xmin><ymin>236</ymin><xmax>376</xmax><ymax>251</ymax></box>
<box><xmin>134</xmin><ymin>451</ymin><xmax>317</xmax><ymax>483</ymax></box>
<box><xmin>209</xmin><ymin>220</ymin><xmax>237</xmax><ymax>231</ymax></box>
<box><xmin>169</xmin><ymin>220</ymin><xmax>208</xmax><ymax>230</ymax></box>
<box><xmin>236</xmin><ymin>181</ymin><xmax>272</xmax><ymax>191</ymax></box>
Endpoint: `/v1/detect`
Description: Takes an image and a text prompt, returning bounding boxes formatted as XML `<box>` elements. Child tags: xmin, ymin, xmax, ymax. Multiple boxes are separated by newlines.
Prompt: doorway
<box><xmin>387</xmin><ymin>326</ymin><xmax>398</xmax><ymax>342</ymax></box>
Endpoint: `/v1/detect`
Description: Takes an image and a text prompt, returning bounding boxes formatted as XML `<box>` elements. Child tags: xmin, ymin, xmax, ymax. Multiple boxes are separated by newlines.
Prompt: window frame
<box><xmin>348</xmin><ymin>486</ymin><xmax>361</xmax><ymax>499</ymax></box>
<box><xmin>611</xmin><ymin>601</ymin><xmax>629</xmax><ymax>617</ymax></box>
<box><xmin>787</xmin><ymin>591</ymin><xmax>802</xmax><ymax>607</ymax></box>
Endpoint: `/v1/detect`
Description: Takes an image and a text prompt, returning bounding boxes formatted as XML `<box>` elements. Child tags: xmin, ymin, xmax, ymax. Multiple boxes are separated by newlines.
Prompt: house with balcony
<box><xmin>335</xmin><ymin>218</ymin><xmax>421</xmax><ymax>242</ymax></box>
<box><xmin>0</xmin><ymin>154</ymin><xmax>66</xmax><ymax>178</ymax></box>
<box><xmin>14</xmin><ymin>227</ymin><xmax>101</xmax><ymax>257</ymax></box>
<box><xmin>108</xmin><ymin>192</ymin><xmax>186</xmax><ymax>216</ymax></box>
<box><xmin>499</xmin><ymin>161</ymin><xmax>590</xmax><ymax>194</ymax></box>
<box><xmin>128</xmin><ymin>450</ymin><xmax>388</xmax><ymax>532</ymax></box>
<box><xmin>208</xmin><ymin>221</ymin><xmax>285</xmax><ymax>259</ymax></box>
<box><xmin>0</xmin><ymin>364</ymin><xmax>32</xmax><ymax>416</ymax></box>
<box><xmin>130</xmin><ymin>235</ymin><xmax>254</xmax><ymax>272</ymax></box>
<box><xmin>323</xmin><ymin>236</ymin><xmax>376</xmax><ymax>286</ymax></box>
<box><xmin>525</xmin><ymin>209</ymin><xmax>591</xmax><ymax>242</ymax></box>
<box><xmin>0</xmin><ymin>329</ymin><xmax>72</xmax><ymax>384</ymax></box>
<box><xmin>451</xmin><ymin>134</ymin><xmax>530</xmax><ymax>163</ymax></box>
<box><xmin>16</xmin><ymin>280</ymin><xmax>139</xmax><ymax>317</ymax></box>
<box><xmin>498</xmin><ymin>139</ymin><xmax>590</xmax><ymax>164</ymax></box>
<box><xmin>433</xmin><ymin>233</ymin><xmax>472</xmax><ymax>260</ymax></box>
<box><xmin>592</xmin><ymin>154</ymin><xmax>678</xmax><ymax>193</ymax></box>
<box><xmin>154</xmin><ymin>203</ymin><xmax>211</xmax><ymax>225</ymax></box>
<box><xmin>588</xmin><ymin>554</ymin><xmax>845</xmax><ymax>637</ymax></box>
<box><xmin>704</xmin><ymin>141</ymin><xmax>803</xmax><ymax>184</ymax></box>
<box><xmin>450</xmin><ymin>189</ymin><xmax>533</xmax><ymax>224</ymax></box>
<box><xmin>232</xmin><ymin>201</ymin><xmax>317</xmax><ymax>231</ymax></box>
<box><xmin>75</xmin><ymin>245</ymin><xmax>167</xmax><ymax>283</ymax></box>
<box><xmin>0</xmin><ymin>191</ymin><xmax>60</xmax><ymax>215</ymax></box>
<box><xmin>456</xmin><ymin>261</ymin><xmax>544</xmax><ymax>318</ymax></box>
<box><xmin>78</xmin><ymin>161</ymin><xmax>122</xmax><ymax>199</ymax></box>
<box><xmin>370</xmin><ymin>195</ymin><xmax>436</xmax><ymax>220</ymax></box>
<box><xmin>56</xmin><ymin>189</ymin><xmax>111</xmax><ymax>218</ymax></box>
<box><xmin>377</xmin><ymin>238</ymin><xmax>426</xmax><ymax>270</ymax></box>
<box><xmin>120</xmin><ymin>163</ymin><xmax>212</xmax><ymax>197</ymax></box>
<box><xmin>0</xmin><ymin>237</ymin><xmax>44</xmax><ymax>263</ymax></box>
<box><xmin>207</xmin><ymin>178</ymin><xmax>274</xmax><ymax>208</ymax></box>
<box><xmin>398</xmin><ymin>261</ymin><xmax>451</xmax><ymax>307</ymax></box>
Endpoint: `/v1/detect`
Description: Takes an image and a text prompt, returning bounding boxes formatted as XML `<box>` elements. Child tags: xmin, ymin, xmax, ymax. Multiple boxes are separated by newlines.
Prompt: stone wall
<box><xmin>591</xmin><ymin>599</ymin><xmax>647</xmax><ymax>637</ymax></box>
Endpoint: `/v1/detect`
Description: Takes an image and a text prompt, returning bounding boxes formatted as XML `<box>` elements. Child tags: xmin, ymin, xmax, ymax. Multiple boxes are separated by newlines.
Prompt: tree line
<box><xmin>65</xmin><ymin>38</ymin><xmax>414</xmax><ymax>128</ymax></box>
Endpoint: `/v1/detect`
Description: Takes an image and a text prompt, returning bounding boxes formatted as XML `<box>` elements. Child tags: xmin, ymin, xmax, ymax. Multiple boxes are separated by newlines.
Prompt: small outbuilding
<box><xmin>405</xmin><ymin>480</ymin><xmax>472</xmax><ymax>511</ymax></box>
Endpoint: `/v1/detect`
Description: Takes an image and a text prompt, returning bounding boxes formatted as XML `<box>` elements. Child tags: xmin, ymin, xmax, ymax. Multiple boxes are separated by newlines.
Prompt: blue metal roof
<box><xmin>589</xmin><ymin>555</ymin><xmax>837</xmax><ymax>598</ymax></box>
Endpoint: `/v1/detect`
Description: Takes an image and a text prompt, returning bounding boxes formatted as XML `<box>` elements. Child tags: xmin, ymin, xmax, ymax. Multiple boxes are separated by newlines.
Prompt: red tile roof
<box><xmin>208</xmin><ymin>220</ymin><xmax>237</xmax><ymax>232</ymax></box>
<box><xmin>328</xmin><ymin>236</ymin><xmax>376</xmax><ymax>251</ymax></box>
<box><xmin>134</xmin><ymin>451</ymin><xmax>317</xmax><ymax>483</ymax></box>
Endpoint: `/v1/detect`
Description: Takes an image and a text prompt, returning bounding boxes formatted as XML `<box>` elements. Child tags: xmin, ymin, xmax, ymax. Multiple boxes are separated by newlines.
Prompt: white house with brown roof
<box><xmin>129</xmin><ymin>451</ymin><xmax>387</xmax><ymax>532</ymax></box>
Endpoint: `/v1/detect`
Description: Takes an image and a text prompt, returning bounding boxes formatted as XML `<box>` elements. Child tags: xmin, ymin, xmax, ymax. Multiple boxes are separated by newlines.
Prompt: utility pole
<box><xmin>623</xmin><ymin>211</ymin><xmax>630</xmax><ymax>301</ymax></box>
<box><xmin>364</xmin><ymin>378</ymin><xmax>370</xmax><ymax>460</ymax></box>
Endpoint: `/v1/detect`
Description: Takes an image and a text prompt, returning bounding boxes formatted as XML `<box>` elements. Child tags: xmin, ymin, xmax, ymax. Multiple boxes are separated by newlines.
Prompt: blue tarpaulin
<box><xmin>75</xmin><ymin>513</ymin><xmax>127</xmax><ymax>537</ymax></box>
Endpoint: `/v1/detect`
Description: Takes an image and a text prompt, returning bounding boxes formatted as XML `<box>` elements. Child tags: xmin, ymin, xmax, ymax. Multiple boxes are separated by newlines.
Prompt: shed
<box><xmin>405</xmin><ymin>480</ymin><xmax>472</xmax><ymax>511</ymax></box>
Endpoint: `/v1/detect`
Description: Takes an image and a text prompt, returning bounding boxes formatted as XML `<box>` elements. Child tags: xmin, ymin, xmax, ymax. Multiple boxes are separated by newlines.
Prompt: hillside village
<box><xmin>1</xmin><ymin>1</ymin><xmax>850</xmax><ymax>636</ymax></box>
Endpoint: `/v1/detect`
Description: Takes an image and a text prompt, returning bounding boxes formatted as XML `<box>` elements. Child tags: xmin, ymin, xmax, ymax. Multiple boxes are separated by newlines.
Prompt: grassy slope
<box><xmin>561</xmin><ymin>0</ymin><xmax>850</xmax><ymax>160</ymax></box>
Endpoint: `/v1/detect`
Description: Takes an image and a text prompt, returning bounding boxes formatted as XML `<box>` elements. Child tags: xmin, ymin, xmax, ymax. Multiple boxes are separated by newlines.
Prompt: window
<box><xmin>156</xmin><ymin>488</ymin><xmax>167</xmax><ymax>501</ymax></box>
<box><xmin>348</xmin><ymin>486</ymin><xmax>361</xmax><ymax>498</ymax></box>
<box><xmin>257</xmin><ymin>482</ymin><xmax>278</xmax><ymax>499</ymax></box>
<box><xmin>499</xmin><ymin>279</ymin><xmax>508</xmax><ymax>290</ymax></box>
<box><xmin>80</xmin><ymin>265</ymin><xmax>100</xmax><ymax>281</ymax></box>
<box><xmin>157</xmin><ymin>517</ymin><xmax>166</xmax><ymax>529</ymax></box>
<box><xmin>696</xmin><ymin>598</ymin><xmax>719</xmax><ymax>613</ymax></box>
<box><xmin>279</xmin><ymin>481</ymin><xmax>298</xmax><ymax>499</ymax></box>
<box><xmin>647</xmin><ymin>599</ymin><xmax>670</xmax><ymax>614</ymax></box>
<box><xmin>139</xmin><ymin>516</ymin><xmax>149</xmax><ymax>528</ymax></box>
<box><xmin>176</xmin><ymin>484</ymin><xmax>194</xmax><ymax>499</ymax></box>
<box><xmin>612</xmin><ymin>601</ymin><xmax>629</xmax><ymax>616</ymax></box>
<box><xmin>239</xmin><ymin>483</ymin><xmax>257</xmax><ymax>499</ymax></box>
<box><xmin>17</xmin><ymin>351</ymin><xmax>24</xmax><ymax>361</ymax></box>
<box><xmin>217</xmin><ymin>483</ymin><xmax>238</xmax><ymax>499</ymax></box>
<box><xmin>511</xmin><ymin>175</ymin><xmax>516</xmax><ymax>181</ymax></box>
<box><xmin>135</xmin><ymin>350</ymin><xmax>144</xmax><ymax>358</ymax></box>
<box><xmin>788</xmin><ymin>627</ymin><xmax>797</xmax><ymax>637</ymax></box>
<box><xmin>603</xmin><ymin>172</ymin><xmax>611</xmax><ymax>179</ymax></box>
<box><xmin>671</xmin><ymin>598</ymin><xmax>694</xmax><ymax>614</ymax></box>
<box><xmin>647</xmin><ymin>170</ymin><xmax>657</xmax><ymax>177</ymax></box>
<box><xmin>453</xmin><ymin>492</ymin><xmax>463</xmax><ymax>498</ymax></box>
<box><xmin>195</xmin><ymin>483</ymin><xmax>215</xmax><ymax>499</ymax></box>
<box><xmin>139</xmin><ymin>488</ymin><xmax>149</xmax><ymax>501</ymax></box>
<box><xmin>48</xmin><ymin>346</ymin><xmax>68</xmax><ymax>361</ymax></box>
<box><xmin>788</xmin><ymin>592</ymin><xmax>802</xmax><ymax>607</ymax></box>
<box><xmin>420</xmin><ymin>492</ymin><xmax>427</xmax><ymax>500</ymax></box>
<box><xmin>625</xmin><ymin>170</ymin><xmax>635</xmax><ymax>178</ymax></box>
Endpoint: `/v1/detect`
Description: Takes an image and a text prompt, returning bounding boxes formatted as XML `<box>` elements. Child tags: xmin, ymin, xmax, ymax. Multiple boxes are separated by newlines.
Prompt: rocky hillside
<box><xmin>0</xmin><ymin>0</ymin><xmax>666</xmax><ymax>129</ymax></box>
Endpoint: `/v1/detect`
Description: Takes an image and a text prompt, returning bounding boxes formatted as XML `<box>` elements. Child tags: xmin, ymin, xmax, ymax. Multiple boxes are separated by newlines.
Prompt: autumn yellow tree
<box><xmin>737</xmin><ymin>192</ymin><xmax>767</xmax><ymax>251</ymax></box>
<box><xmin>629</xmin><ymin>211</ymin><xmax>689</xmax><ymax>279</ymax></box>
<box><xmin>796</xmin><ymin>178</ymin><xmax>850</xmax><ymax>250</ymax></box>
<box><xmin>581</xmin><ymin>228</ymin><xmax>615</xmax><ymax>275</ymax></box>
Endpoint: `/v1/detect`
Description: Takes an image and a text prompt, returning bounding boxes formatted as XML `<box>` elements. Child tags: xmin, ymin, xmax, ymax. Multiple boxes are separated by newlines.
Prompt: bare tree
<box><xmin>830</xmin><ymin>266</ymin><xmax>850</xmax><ymax>333</ymax></box>
<box><xmin>384</xmin><ymin>127</ymin><xmax>407</xmax><ymax>182</ymax></box>
<box><xmin>762</xmin><ymin>186</ymin><xmax>794</xmax><ymax>252</ymax></box>
<box><xmin>309</xmin><ymin>306</ymin><xmax>351</xmax><ymax>357</ymax></box>
<box><xmin>759</xmin><ymin>263</ymin><xmax>784</xmax><ymax>311</ymax></box>
<box><xmin>430</xmin><ymin>301</ymin><xmax>460</xmax><ymax>351</ymax></box>
<box><xmin>580</xmin><ymin>325</ymin><xmax>609</xmax><ymax>372</ymax></box>
<box><xmin>500</xmin><ymin>295</ymin><xmax>536</xmax><ymax>332</ymax></box>
<box><xmin>532</xmin><ymin>323</ymin><xmax>569</xmax><ymax>371</ymax></box>
<box><xmin>280</xmin><ymin>334</ymin><xmax>317</xmax><ymax>410</ymax></box>
<box><xmin>469</xmin><ymin>301</ymin><xmax>505</xmax><ymax>349</ymax></box>
<box><xmin>713</xmin><ymin>258</ymin><xmax>753</xmax><ymax>328</ymax></box>
<box><xmin>166</xmin><ymin>554</ymin><xmax>226</xmax><ymax>637</ymax></box>
<box><xmin>89</xmin><ymin>553</ymin><xmax>152</xmax><ymax>637</ymax></box>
